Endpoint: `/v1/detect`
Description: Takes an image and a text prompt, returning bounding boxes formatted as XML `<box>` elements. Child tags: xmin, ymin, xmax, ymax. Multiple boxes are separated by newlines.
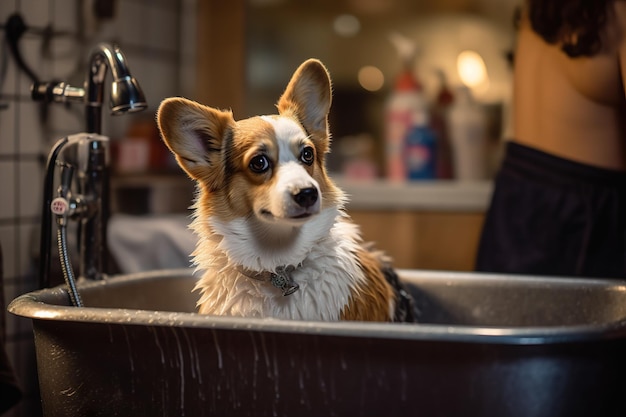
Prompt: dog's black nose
<box><xmin>293</xmin><ymin>187</ymin><xmax>318</xmax><ymax>208</ymax></box>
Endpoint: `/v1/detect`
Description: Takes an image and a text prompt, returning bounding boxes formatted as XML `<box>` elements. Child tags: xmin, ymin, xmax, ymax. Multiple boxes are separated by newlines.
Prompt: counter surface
<box><xmin>335</xmin><ymin>179</ymin><xmax>493</xmax><ymax>212</ymax></box>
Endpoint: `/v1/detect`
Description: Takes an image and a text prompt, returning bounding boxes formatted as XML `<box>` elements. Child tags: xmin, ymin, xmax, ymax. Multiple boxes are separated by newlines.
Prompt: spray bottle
<box><xmin>384</xmin><ymin>32</ymin><xmax>426</xmax><ymax>181</ymax></box>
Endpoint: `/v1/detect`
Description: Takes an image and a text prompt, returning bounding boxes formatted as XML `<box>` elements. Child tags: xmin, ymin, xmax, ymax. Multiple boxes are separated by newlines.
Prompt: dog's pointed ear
<box><xmin>277</xmin><ymin>59</ymin><xmax>332</xmax><ymax>144</ymax></box>
<box><xmin>157</xmin><ymin>97</ymin><xmax>234</xmax><ymax>186</ymax></box>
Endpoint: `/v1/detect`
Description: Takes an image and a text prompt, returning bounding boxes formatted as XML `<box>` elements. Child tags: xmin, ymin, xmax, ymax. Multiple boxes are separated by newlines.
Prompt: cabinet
<box><xmin>339</xmin><ymin>180</ymin><xmax>491</xmax><ymax>271</ymax></box>
<box><xmin>349</xmin><ymin>210</ymin><xmax>485</xmax><ymax>271</ymax></box>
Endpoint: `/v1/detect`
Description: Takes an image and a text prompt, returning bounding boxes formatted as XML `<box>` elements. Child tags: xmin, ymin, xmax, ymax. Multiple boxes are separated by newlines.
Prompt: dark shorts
<box><xmin>476</xmin><ymin>141</ymin><xmax>626</xmax><ymax>279</ymax></box>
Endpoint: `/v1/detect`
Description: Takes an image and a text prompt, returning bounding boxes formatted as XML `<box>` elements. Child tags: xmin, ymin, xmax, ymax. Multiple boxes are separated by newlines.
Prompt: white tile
<box><xmin>131</xmin><ymin>55</ymin><xmax>179</xmax><ymax>106</ymax></box>
<box><xmin>52</xmin><ymin>0</ymin><xmax>79</xmax><ymax>32</ymax></box>
<box><xmin>3</xmin><ymin>298</ymin><xmax>21</xmax><ymax>337</ymax></box>
<box><xmin>0</xmin><ymin>223</ymin><xmax>39</xmax><ymax>291</ymax></box>
<box><xmin>18</xmin><ymin>160</ymin><xmax>42</xmax><ymax>218</ymax></box>
<box><xmin>16</xmin><ymin>36</ymin><xmax>45</xmax><ymax>87</ymax></box>
<box><xmin>44</xmin><ymin>36</ymin><xmax>82</xmax><ymax>80</ymax></box>
<box><xmin>18</xmin><ymin>102</ymin><xmax>46</xmax><ymax>155</ymax></box>
<box><xmin>0</xmin><ymin>162</ymin><xmax>16</xmax><ymax>219</ymax></box>
<box><xmin>0</xmin><ymin>225</ymin><xmax>17</xmax><ymax>277</ymax></box>
<box><xmin>0</xmin><ymin>104</ymin><xmax>16</xmax><ymax>156</ymax></box>
<box><xmin>3</xmin><ymin>282</ymin><xmax>36</xmax><ymax>334</ymax></box>
<box><xmin>3</xmin><ymin>272</ymin><xmax>21</xmax><ymax>309</ymax></box>
<box><xmin>46</xmin><ymin>104</ymin><xmax>84</xmax><ymax>137</ymax></box>
<box><xmin>1</xmin><ymin>52</ymin><xmax>20</xmax><ymax>96</ymax></box>
<box><xmin>94</xmin><ymin>19</ymin><xmax>119</xmax><ymax>43</ymax></box>
<box><xmin>145</xmin><ymin>5</ymin><xmax>179</xmax><ymax>52</ymax></box>
<box><xmin>19</xmin><ymin>222</ymin><xmax>39</xmax><ymax>278</ymax></box>
<box><xmin>116</xmin><ymin>1</ymin><xmax>147</xmax><ymax>48</ymax></box>
<box><xmin>17</xmin><ymin>0</ymin><xmax>49</xmax><ymax>28</ymax></box>
<box><xmin>0</xmin><ymin>1</ymin><xmax>18</xmax><ymax>22</ymax></box>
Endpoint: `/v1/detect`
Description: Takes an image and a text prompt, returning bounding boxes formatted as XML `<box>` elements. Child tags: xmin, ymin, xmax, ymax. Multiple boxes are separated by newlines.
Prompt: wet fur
<box><xmin>157</xmin><ymin>59</ymin><xmax>408</xmax><ymax>321</ymax></box>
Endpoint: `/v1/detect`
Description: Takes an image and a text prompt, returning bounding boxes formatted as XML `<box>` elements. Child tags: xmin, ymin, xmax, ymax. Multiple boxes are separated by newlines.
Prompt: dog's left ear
<box><xmin>157</xmin><ymin>97</ymin><xmax>234</xmax><ymax>189</ymax></box>
<box><xmin>277</xmin><ymin>59</ymin><xmax>332</xmax><ymax>146</ymax></box>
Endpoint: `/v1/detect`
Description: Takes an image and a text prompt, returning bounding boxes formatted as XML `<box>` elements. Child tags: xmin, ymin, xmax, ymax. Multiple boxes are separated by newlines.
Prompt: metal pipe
<box><xmin>39</xmin><ymin>136</ymin><xmax>69</xmax><ymax>289</ymax></box>
<box><xmin>76</xmin><ymin>137</ymin><xmax>108</xmax><ymax>280</ymax></box>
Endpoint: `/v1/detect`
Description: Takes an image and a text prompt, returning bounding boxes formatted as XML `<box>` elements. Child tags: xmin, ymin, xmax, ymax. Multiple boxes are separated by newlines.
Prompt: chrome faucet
<box><xmin>34</xmin><ymin>43</ymin><xmax>147</xmax><ymax>293</ymax></box>
<box><xmin>33</xmin><ymin>42</ymin><xmax>148</xmax><ymax>134</ymax></box>
<box><xmin>84</xmin><ymin>43</ymin><xmax>148</xmax><ymax>133</ymax></box>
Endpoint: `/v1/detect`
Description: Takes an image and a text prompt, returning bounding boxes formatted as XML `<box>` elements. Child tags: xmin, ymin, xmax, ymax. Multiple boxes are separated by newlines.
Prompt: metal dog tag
<box><xmin>271</xmin><ymin>265</ymin><xmax>299</xmax><ymax>296</ymax></box>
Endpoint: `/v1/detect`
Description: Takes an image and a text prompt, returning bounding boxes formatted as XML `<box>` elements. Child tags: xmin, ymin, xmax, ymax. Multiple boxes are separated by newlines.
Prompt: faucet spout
<box><xmin>86</xmin><ymin>43</ymin><xmax>148</xmax><ymax>133</ymax></box>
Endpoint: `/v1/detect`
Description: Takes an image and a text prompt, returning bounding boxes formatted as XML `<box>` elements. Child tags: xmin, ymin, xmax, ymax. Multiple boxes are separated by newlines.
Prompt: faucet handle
<box><xmin>31</xmin><ymin>80</ymin><xmax>85</xmax><ymax>103</ymax></box>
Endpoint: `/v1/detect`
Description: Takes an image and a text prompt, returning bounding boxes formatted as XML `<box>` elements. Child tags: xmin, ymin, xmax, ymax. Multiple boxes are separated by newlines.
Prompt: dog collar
<box><xmin>237</xmin><ymin>264</ymin><xmax>300</xmax><ymax>296</ymax></box>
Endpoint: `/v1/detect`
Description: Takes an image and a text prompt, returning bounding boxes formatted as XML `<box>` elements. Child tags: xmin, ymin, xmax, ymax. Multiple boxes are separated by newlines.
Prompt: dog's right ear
<box><xmin>277</xmin><ymin>59</ymin><xmax>332</xmax><ymax>157</ymax></box>
<box><xmin>157</xmin><ymin>97</ymin><xmax>234</xmax><ymax>187</ymax></box>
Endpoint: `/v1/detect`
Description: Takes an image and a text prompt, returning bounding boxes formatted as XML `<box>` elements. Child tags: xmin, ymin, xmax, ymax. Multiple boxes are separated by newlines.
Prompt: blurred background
<box><xmin>0</xmin><ymin>0</ymin><xmax>517</xmax><ymax>415</ymax></box>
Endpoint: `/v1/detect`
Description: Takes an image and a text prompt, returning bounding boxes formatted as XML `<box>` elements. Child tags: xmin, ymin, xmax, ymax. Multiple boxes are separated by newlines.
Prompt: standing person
<box><xmin>476</xmin><ymin>0</ymin><xmax>626</xmax><ymax>278</ymax></box>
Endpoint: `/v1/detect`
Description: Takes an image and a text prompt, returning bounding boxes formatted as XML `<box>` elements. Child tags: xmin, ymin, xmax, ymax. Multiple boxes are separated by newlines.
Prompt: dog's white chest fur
<box><xmin>192</xmin><ymin>208</ymin><xmax>365</xmax><ymax>320</ymax></box>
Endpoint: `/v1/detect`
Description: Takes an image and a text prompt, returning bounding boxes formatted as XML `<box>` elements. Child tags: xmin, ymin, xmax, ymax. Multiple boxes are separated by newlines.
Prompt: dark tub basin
<box><xmin>8</xmin><ymin>269</ymin><xmax>626</xmax><ymax>417</ymax></box>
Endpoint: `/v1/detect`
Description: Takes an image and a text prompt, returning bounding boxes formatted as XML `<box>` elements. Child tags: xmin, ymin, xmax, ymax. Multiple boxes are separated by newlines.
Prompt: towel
<box><xmin>108</xmin><ymin>214</ymin><xmax>197</xmax><ymax>274</ymax></box>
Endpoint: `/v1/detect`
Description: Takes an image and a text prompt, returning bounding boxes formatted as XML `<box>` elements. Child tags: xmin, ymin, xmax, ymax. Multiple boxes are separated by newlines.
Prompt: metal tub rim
<box><xmin>8</xmin><ymin>268</ymin><xmax>626</xmax><ymax>346</ymax></box>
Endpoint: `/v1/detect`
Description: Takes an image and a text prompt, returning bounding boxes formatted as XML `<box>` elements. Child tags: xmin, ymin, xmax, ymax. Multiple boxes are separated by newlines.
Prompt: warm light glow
<box><xmin>358</xmin><ymin>66</ymin><xmax>385</xmax><ymax>91</ymax></box>
<box><xmin>333</xmin><ymin>14</ymin><xmax>361</xmax><ymax>37</ymax></box>
<box><xmin>457</xmin><ymin>50</ymin><xmax>488</xmax><ymax>88</ymax></box>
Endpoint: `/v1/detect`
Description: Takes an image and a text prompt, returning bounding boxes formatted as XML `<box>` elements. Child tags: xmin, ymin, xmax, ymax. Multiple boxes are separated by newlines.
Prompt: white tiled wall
<box><xmin>0</xmin><ymin>1</ymin><xmax>194</xmax><ymax>415</ymax></box>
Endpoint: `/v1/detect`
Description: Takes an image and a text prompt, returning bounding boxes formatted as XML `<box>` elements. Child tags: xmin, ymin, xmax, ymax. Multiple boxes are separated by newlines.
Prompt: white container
<box><xmin>447</xmin><ymin>86</ymin><xmax>487</xmax><ymax>181</ymax></box>
<box><xmin>385</xmin><ymin>72</ymin><xmax>426</xmax><ymax>181</ymax></box>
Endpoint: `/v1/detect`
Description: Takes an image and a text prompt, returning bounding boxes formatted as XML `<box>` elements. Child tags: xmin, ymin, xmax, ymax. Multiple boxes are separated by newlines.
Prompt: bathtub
<box><xmin>8</xmin><ymin>269</ymin><xmax>626</xmax><ymax>417</ymax></box>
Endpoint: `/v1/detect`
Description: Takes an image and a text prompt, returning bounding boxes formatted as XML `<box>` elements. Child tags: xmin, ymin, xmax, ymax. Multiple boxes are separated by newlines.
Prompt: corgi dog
<box><xmin>157</xmin><ymin>59</ymin><xmax>416</xmax><ymax>322</ymax></box>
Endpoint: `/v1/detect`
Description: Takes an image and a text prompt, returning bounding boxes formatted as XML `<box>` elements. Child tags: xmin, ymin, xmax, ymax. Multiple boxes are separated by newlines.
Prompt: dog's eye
<box><xmin>249</xmin><ymin>155</ymin><xmax>270</xmax><ymax>173</ymax></box>
<box><xmin>300</xmin><ymin>146</ymin><xmax>315</xmax><ymax>165</ymax></box>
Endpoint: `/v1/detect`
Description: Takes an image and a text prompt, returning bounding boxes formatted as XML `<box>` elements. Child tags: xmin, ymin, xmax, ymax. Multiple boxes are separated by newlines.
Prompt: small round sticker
<box><xmin>50</xmin><ymin>197</ymin><xmax>69</xmax><ymax>215</ymax></box>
